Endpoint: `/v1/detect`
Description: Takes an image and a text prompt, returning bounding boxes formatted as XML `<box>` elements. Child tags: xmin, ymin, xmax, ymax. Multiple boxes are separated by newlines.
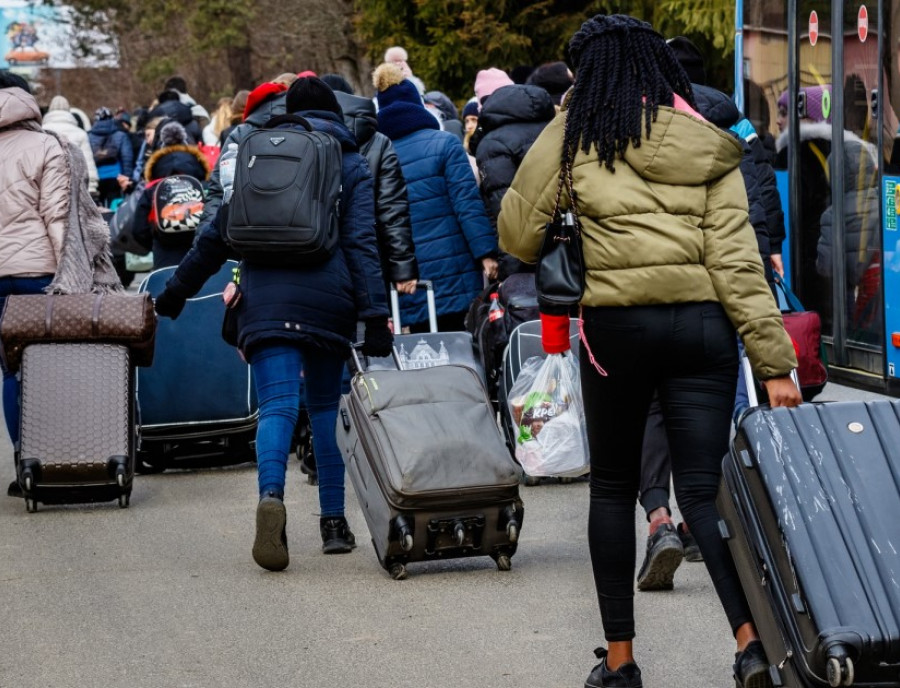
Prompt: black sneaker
<box><xmin>636</xmin><ymin>522</ymin><xmax>684</xmax><ymax>591</ymax></box>
<box><xmin>677</xmin><ymin>521</ymin><xmax>703</xmax><ymax>562</ymax></box>
<box><xmin>320</xmin><ymin>516</ymin><xmax>356</xmax><ymax>554</ymax></box>
<box><xmin>733</xmin><ymin>640</ymin><xmax>773</xmax><ymax>688</ymax></box>
<box><xmin>7</xmin><ymin>480</ymin><xmax>23</xmax><ymax>498</ymax></box>
<box><xmin>585</xmin><ymin>648</ymin><xmax>643</xmax><ymax>688</ymax></box>
<box><xmin>252</xmin><ymin>493</ymin><xmax>289</xmax><ymax>571</ymax></box>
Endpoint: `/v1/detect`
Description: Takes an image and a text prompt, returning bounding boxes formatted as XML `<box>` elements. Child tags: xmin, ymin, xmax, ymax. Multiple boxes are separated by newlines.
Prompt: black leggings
<box><xmin>580</xmin><ymin>303</ymin><xmax>751</xmax><ymax>641</ymax></box>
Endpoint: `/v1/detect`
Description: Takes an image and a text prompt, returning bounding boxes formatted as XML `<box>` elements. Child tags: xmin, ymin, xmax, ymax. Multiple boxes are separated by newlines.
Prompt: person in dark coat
<box><xmin>321</xmin><ymin>75</ymin><xmax>418</xmax><ymax>294</ymax></box>
<box><xmin>525</xmin><ymin>61</ymin><xmax>574</xmax><ymax>108</ymax></box>
<box><xmin>153</xmin><ymin>77</ymin><xmax>392</xmax><ymax>572</ymax></box>
<box><xmin>88</xmin><ymin>107</ymin><xmax>135</xmax><ymax>207</ymax></box>
<box><xmin>469</xmin><ymin>83</ymin><xmax>555</xmax><ymax>278</ymax></box>
<box><xmin>148</xmin><ymin>90</ymin><xmax>203</xmax><ymax>144</ymax></box>
<box><xmin>132</xmin><ymin>121</ymin><xmax>211</xmax><ymax>269</ymax></box>
<box><xmin>373</xmin><ymin>62</ymin><xmax>498</xmax><ymax>331</ymax></box>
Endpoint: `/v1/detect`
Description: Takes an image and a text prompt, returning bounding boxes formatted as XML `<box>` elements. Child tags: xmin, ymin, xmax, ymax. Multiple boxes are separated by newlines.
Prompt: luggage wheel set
<box><xmin>18</xmin><ymin>455</ymin><xmax>132</xmax><ymax>513</ymax></box>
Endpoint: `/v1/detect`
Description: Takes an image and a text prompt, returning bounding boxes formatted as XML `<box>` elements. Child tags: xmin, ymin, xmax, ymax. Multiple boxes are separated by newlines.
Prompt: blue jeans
<box><xmin>0</xmin><ymin>274</ymin><xmax>54</xmax><ymax>444</ymax></box>
<box><xmin>250</xmin><ymin>344</ymin><xmax>346</xmax><ymax>516</ymax></box>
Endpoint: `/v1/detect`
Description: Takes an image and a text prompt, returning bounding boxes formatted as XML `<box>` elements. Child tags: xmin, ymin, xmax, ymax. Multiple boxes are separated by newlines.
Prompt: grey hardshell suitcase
<box><xmin>717</xmin><ymin>400</ymin><xmax>900</xmax><ymax>687</ymax></box>
<box><xmin>16</xmin><ymin>343</ymin><xmax>135</xmax><ymax>512</ymax></box>
<box><xmin>337</xmin><ymin>360</ymin><xmax>524</xmax><ymax>579</ymax></box>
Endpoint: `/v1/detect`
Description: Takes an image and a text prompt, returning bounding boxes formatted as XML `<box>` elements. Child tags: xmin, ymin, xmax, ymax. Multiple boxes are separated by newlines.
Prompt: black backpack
<box><xmin>225</xmin><ymin>115</ymin><xmax>343</xmax><ymax>266</ymax></box>
<box><xmin>92</xmin><ymin>133</ymin><xmax>119</xmax><ymax>166</ymax></box>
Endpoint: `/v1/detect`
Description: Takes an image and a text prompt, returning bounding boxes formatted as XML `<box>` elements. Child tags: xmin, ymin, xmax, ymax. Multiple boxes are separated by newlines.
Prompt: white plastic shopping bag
<box><xmin>506</xmin><ymin>352</ymin><xmax>588</xmax><ymax>477</ymax></box>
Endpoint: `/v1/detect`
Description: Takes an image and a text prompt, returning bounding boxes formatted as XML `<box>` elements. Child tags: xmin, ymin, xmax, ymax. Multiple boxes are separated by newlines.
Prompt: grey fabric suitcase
<box><xmin>16</xmin><ymin>343</ymin><xmax>135</xmax><ymax>512</ymax></box>
<box><xmin>337</xmin><ymin>362</ymin><xmax>523</xmax><ymax>579</ymax></box>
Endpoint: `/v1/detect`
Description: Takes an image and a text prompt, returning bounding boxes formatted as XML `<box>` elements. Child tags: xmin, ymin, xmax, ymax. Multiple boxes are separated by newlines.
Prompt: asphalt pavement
<box><xmin>0</xmin><ymin>380</ymin><xmax>893</xmax><ymax>688</ymax></box>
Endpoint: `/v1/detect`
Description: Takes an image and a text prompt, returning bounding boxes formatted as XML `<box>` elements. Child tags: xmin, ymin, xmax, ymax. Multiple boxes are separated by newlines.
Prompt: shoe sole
<box><xmin>637</xmin><ymin>544</ymin><xmax>684</xmax><ymax>591</ymax></box>
<box><xmin>253</xmin><ymin>498</ymin><xmax>289</xmax><ymax>571</ymax></box>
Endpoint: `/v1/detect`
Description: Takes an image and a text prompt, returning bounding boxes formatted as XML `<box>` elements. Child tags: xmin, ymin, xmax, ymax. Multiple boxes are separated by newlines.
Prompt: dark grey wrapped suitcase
<box><xmin>717</xmin><ymin>400</ymin><xmax>900</xmax><ymax>687</ymax></box>
<box><xmin>16</xmin><ymin>343</ymin><xmax>136</xmax><ymax>512</ymax></box>
<box><xmin>336</xmin><ymin>361</ymin><xmax>524</xmax><ymax>579</ymax></box>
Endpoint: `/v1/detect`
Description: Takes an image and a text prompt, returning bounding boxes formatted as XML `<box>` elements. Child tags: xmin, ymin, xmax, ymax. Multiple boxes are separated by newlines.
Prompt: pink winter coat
<box><xmin>0</xmin><ymin>87</ymin><xmax>68</xmax><ymax>277</ymax></box>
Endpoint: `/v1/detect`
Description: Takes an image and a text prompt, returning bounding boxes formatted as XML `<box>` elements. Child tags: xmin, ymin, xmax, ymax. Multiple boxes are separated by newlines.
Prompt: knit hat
<box><xmin>321</xmin><ymin>73</ymin><xmax>354</xmax><ymax>95</ymax></box>
<box><xmin>286</xmin><ymin>76</ymin><xmax>342</xmax><ymax>116</ymax></box>
<box><xmin>243</xmin><ymin>82</ymin><xmax>287</xmax><ymax>121</ymax></box>
<box><xmin>666</xmin><ymin>36</ymin><xmax>706</xmax><ymax>85</ymax></box>
<box><xmin>296</xmin><ymin>70</ymin><xmax>318</xmax><ymax>79</ymax></box>
<box><xmin>158</xmin><ymin>121</ymin><xmax>189</xmax><ymax>147</ymax></box>
<box><xmin>777</xmin><ymin>85</ymin><xmax>832</xmax><ymax>123</ymax></box>
<box><xmin>373</xmin><ymin>63</ymin><xmax>422</xmax><ymax>108</ymax></box>
<box><xmin>474</xmin><ymin>68</ymin><xmax>513</xmax><ymax>103</ymax></box>
<box><xmin>94</xmin><ymin>106</ymin><xmax>113</xmax><ymax>122</ymax></box>
<box><xmin>462</xmin><ymin>99</ymin><xmax>479</xmax><ymax>119</ymax></box>
<box><xmin>48</xmin><ymin>95</ymin><xmax>70</xmax><ymax>112</ymax></box>
<box><xmin>423</xmin><ymin>90</ymin><xmax>459</xmax><ymax>121</ymax></box>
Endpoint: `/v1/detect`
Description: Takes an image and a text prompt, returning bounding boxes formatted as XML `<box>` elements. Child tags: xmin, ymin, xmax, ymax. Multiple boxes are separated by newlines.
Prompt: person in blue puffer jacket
<box><xmin>373</xmin><ymin>62</ymin><xmax>498</xmax><ymax>331</ymax></box>
<box><xmin>153</xmin><ymin>77</ymin><xmax>392</xmax><ymax>572</ymax></box>
<box><xmin>88</xmin><ymin>107</ymin><xmax>135</xmax><ymax>207</ymax></box>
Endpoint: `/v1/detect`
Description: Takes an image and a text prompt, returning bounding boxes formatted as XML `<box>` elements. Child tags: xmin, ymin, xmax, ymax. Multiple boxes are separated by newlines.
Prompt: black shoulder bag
<box><xmin>535</xmin><ymin>159</ymin><xmax>584</xmax><ymax>314</ymax></box>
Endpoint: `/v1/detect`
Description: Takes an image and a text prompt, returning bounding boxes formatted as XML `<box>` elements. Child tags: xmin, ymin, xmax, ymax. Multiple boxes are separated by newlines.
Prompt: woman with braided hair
<box><xmin>499</xmin><ymin>15</ymin><xmax>801</xmax><ymax>688</ymax></box>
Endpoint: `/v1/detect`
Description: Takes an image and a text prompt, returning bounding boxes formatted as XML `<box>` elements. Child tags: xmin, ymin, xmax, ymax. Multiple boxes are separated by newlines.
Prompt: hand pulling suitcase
<box><xmin>337</xmin><ymin>351</ymin><xmax>524</xmax><ymax>580</ymax></box>
<box><xmin>16</xmin><ymin>343</ymin><xmax>135</xmax><ymax>512</ymax></box>
<box><xmin>136</xmin><ymin>261</ymin><xmax>257</xmax><ymax>472</ymax></box>
<box><xmin>364</xmin><ymin>280</ymin><xmax>485</xmax><ymax>383</ymax></box>
<box><xmin>717</xmin><ymin>399</ymin><xmax>900</xmax><ymax>687</ymax></box>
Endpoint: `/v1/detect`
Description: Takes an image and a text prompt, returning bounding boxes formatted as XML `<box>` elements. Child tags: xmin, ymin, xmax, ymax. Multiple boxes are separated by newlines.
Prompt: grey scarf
<box><xmin>41</xmin><ymin>129</ymin><xmax>123</xmax><ymax>294</ymax></box>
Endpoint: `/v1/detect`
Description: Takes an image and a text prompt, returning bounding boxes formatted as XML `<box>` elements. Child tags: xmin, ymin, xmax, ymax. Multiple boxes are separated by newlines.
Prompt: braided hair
<box><xmin>564</xmin><ymin>14</ymin><xmax>695</xmax><ymax>172</ymax></box>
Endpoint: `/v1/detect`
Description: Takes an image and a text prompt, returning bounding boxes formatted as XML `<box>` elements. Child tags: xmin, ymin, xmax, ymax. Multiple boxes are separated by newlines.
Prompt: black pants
<box><xmin>580</xmin><ymin>303</ymin><xmax>751</xmax><ymax>641</ymax></box>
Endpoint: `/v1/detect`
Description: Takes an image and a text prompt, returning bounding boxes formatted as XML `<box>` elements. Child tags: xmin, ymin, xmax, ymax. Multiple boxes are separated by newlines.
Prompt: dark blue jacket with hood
<box><xmin>161</xmin><ymin>110</ymin><xmax>388</xmax><ymax>358</ymax></box>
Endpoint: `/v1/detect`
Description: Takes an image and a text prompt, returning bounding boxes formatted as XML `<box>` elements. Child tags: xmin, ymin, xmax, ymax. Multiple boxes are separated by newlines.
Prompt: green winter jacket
<box><xmin>498</xmin><ymin>103</ymin><xmax>797</xmax><ymax>380</ymax></box>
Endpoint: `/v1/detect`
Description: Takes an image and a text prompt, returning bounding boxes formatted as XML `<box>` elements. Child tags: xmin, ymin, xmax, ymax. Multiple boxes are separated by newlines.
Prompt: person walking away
<box><xmin>469</xmin><ymin>82</ymin><xmax>555</xmax><ymax>279</ymax></box>
<box><xmin>131</xmin><ymin>121</ymin><xmax>211</xmax><ymax>269</ymax></box>
<box><xmin>152</xmin><ymin>76</ymin><xmax>392</xmax><ymax>570</ymax></box>
<box><xmin>42</xmin><ymin>95</ymin><xmax>99</xmax><ymax>199</ymax></box>
<box><xmin>89</xmin><ymin>107</ymin><xmax>135</xmax><ymax>207</ymax></box>
<box><xmin>497</xmin><ymin>15</ymin><xmax>801</xmax><ymax>688</ymax></box>
<box><xmin>373</xmin><ymin>63</ymin><xmax>498</xmax><ymax>332</ymax></box>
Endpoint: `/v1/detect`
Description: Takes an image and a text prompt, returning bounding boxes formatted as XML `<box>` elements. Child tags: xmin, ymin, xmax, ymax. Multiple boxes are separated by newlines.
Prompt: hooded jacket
<box><xmin>41</xmin><ymin>106</ymin><xmax>99</xmax><ymax>195</ymax></box>
<box><xmin>499</xmin><ymin>102</ymin><xmax>796</xmax><ymax>381</ymax></box>
<box><xmin>470</xmin><ymin>84</ymin><xmax>556</xmax><ymax>228</ymax></box>
<box><xmin>335</xmin><ymin>90</ymin><xmax>417</xmax><ymax>284</ymax></box>
<box><xmin>161</xmin><ymin>111</ymin><xmax>388</xmax><ymax>357</ymax></box>
<box><xmin>88</xmin><ymin>116</ymin><xmax>135</xmax><ymax>178</ymax></box>
<box><xmin>378</xmin><ymin>113</ymin><xmax>496</xmax><ymax>326</ymax></box>
<box><xmin>0</xmin><ymin>87</ymin><xmax>68</xmax><ymax>277</ymax></box>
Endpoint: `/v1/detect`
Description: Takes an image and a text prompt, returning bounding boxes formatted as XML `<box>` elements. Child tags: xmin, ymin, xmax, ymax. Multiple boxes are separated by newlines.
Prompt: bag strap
<box><xmin>773</xmin><ymin>272</ymin><xmax>806</xmax><ymax>313</ymax></box>
<box><xmin>261</xmin><ymin>114</ymin><xmax>313</xmax><ymax>131</ymax></box>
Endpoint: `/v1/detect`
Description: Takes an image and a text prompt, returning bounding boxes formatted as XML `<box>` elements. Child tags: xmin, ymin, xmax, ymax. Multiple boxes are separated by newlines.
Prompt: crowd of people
<box><xmin>1</xmin><ymin>16</ymin><xmax>803</xmax><ymax>688</ymax></box>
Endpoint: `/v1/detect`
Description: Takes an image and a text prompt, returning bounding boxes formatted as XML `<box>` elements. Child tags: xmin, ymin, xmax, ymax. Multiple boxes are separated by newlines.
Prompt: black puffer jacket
<box><xmin>470</xmin><ymin>84</ymin><xmax>555</xmax><ymax>228</ymax></box>
<box><xmin>148</xmin><ymin>99</ymin><xmax>203</xmax><ymax>144</ymax></box>
<box><xmin>336</xmin><ymin>91</ymin><xmax>418</xmax><ymax>285</ymax></box>
<box><xmin>692</xmin><ymin>84</ymin><xmax>775</xmax><ymax>283</ymax></box>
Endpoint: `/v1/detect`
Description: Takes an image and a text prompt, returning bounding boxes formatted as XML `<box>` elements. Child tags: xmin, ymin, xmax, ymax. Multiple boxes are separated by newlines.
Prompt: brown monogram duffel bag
<box><xmin>0</xmin><ymin>292</ymin><xmax>157</xmax><ymax>372</ymax></box>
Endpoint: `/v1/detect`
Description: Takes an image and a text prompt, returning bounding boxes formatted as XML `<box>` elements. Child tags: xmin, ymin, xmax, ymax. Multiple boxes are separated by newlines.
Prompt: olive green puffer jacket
<box><xmin>498</xmin><ymin>103</ymin><xmax>796</xmax><ymax>380</ymax></box>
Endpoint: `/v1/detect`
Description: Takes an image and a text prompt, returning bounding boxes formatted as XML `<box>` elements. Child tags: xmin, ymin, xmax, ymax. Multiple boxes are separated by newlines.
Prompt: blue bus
<box><xmin>736</xmin><ymin>0</ymin><xmax>900</xmax><ymax>394</ymax></box>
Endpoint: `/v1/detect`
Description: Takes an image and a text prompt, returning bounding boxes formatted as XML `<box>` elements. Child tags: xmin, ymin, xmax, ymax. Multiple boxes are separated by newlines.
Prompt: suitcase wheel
<box><xmin>389</xmin><ymin>563</ymin><xmax>408</xmax><ymax>581</ymax></box>
<box><xmin>401</xmin><ymin>533</ymin><xmax>414</xmax><ymax>552</ymax></box>
<box><xmin>506</xmin><ymin>521</ymin><xmax>519</xmax><ymax>543</ymax></box>
<box><xmin>23</xmin><ymin>474</ymin><xmax>33</xmax><ymax>491</ymax></box>
<box><xmin>826</xmin><ymin>656</ymin><xmax>854</xmax><ymax>687</ymax></box>
<box><xmin>524</xmin><ymin>475</ymin><xmax>541</xmax><ymax>487</ymax></box>
<box><xmin>493</xmin><ymin>553</ymin><xmax>512</xmax><ymax>572</ymax></box>
<box><xmin>116</xmin><ymin>469</ymin><xmax>126</xmax><ymax>488</ymax></box>
<box><xmin>25</xmin><ymin>498</ymin><xmax>38</xmax><ymax>513</ymax></box>
<box><xmin>118</xmin><ymin>492</ymin><xmax>130</xmax><ymax>509</ymax></box>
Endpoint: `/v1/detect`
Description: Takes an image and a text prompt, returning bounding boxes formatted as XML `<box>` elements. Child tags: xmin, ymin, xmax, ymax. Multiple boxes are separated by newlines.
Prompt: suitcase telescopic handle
<box><xmin>741</xmin><ymin>356</ymin><xmax>801</xmax><ymax>410</ymax></box>
<box><xmin>390</xmin><ymin>280</ymin><xmax>437</xmax><ymax>333</ymax></box>
<box><xmin>349</xmin><ymin>342</ymin><xmax>404</xmax><ymax>374</ymax></box>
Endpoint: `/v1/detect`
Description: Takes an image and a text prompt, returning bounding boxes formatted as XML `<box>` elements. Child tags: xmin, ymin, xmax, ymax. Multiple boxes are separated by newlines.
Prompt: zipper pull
<box><xmin>248</xmin><ymin>155</ymin><xmax>257</xmax><ymax>169</ymax></box>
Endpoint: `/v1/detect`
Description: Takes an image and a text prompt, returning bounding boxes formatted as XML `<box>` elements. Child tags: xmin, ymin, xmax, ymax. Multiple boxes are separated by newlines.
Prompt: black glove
<box><xmin>154</xmin><ymin>289</ymin><xmax>186</xmax><ymax>320</ymax></box>
<box><xmin>362</xmin><ymin>317</ymin><xmax>393</xmax><ymax>358</ymax></box>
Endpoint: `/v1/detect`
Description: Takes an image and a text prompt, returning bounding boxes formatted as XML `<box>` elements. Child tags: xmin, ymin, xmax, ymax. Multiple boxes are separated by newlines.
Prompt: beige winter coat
<box><xmin>42</xmin><ymin>108</ymin><xmax>99</xmax><ymax>195</ymax></box>
<box><xmin>499</xmin><ymin>103</ymin><xmax>797</xmax><ymax>381</ymax></box>
<box><xmin>0</xmin><ymin>88</ymin><xmax>68</xmax><ymax>277</ymax></box>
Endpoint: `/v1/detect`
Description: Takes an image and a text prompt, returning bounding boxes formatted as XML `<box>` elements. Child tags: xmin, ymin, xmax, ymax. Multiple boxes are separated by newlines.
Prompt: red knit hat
<box><xmin>243</xmin><ymin>82</ymin><xmax>287</xmax><ymax>121</ymax></box>
<box><xmin>296</xmin><ymin>70</ymin><xmax>317</xmax><ymax>79</ymax></box>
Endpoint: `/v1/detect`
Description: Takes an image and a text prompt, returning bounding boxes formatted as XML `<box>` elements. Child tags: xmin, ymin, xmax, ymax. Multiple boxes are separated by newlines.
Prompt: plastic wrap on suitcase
<box><xmin>718</xmin><ymin>401</ymin><xmax>900</xmax><ymax>688</ymax></box>
<box><xmin>337</xmin><ymin>363</ymin><xmax>523</xmax><ymax>578</ymax></box>
<box><xmin>0</xmin><ymin>292</ymin><xmax>157</xmax><ymax>372</ymax></box>
<box><xmin>17</xmin><ymin>343</ymin><xmax>135</xmax><ymax>511</ymax></box>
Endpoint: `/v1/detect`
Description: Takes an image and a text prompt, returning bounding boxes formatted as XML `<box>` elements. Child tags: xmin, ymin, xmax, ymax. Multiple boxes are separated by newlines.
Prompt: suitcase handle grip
<box><xmin>339</xmin><ymin>408</ymin><xmax>351</xmax><ymax>432</ymax></box>
<box><xmin>390</xmin><ymin>280</ymin><xmax>437</xmax><ymax>333</ymax></box>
